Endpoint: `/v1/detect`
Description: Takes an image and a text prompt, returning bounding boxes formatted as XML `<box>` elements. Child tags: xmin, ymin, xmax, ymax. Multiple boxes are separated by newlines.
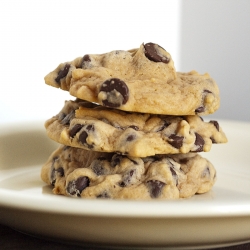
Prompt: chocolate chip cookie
<box><xmin>41</xmin><ymin>145</ymin><xmax>216</xmax><ymax>199</ymax></box>
<box><xmin>44</xmin><ymin>43</ymin><xmax>220</xmax><ymax>115</ymax></box>
<box><xmin>45</xmin><ymin>99</ymin><xmax>227</xmax><ymax>157</ymax></box>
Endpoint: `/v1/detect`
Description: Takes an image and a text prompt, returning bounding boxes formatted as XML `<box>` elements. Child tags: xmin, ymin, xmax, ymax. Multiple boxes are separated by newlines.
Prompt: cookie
<box><xmin>41</xmin><ymin>145</ymin><xmax>216</xmax><ymax>200</ymax></box>
<box><xmin>44</xmin><ymin>43</ymin><xmax>220</xmax><ymax>115</ymax></box>
<box><xmin>45</xmin><ymin>99</ymin><xmax>227</xmax><ymax>157</ymax></box>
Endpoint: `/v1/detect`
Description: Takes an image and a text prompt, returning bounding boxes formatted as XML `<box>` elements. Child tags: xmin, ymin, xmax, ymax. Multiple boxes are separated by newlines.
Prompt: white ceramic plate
<box><xmin>0</xmin><ymin>120</ymin><xmax>250</xmax><ymax>250</ymax></box>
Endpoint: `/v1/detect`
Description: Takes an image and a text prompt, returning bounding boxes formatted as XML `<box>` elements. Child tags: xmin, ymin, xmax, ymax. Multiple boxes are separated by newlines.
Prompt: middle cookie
<box><xmin>45</xmin><ymin>99</ymin><xmax>227</xmax><ymax>157</ymax></box>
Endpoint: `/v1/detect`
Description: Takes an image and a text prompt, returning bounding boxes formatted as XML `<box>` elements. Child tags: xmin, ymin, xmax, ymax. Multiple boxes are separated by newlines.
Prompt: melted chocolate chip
<box><xmin>179</xmin><ymin>158</ymin><xmax>189</xmax><ymax>164</ymax></box>
<box><xmin>128</xmin><ymin>125</ymin><xmax>139</xmax><ymax>131</ymax></box>
<box><xmin>100</xmin><ymin>78</ymin><xmax>129</xmax><ymax>108</ymax></box>
<box><xmin>126</xmin><ymin>134</ymin><xmax>136</xmax><ymax>142</ymax></box>
<box><xmin>79</xmin><ymin>131</ymin><xmax>94</xmax><ymax>149</ymax></box>
<box><xmin>156</xmin><ymin>121</ymin><xmax>170</xmax><ymax>132</ymax></box>
<box><xmin>111</xmin><ymin>154</ymin><xmax>122</xmax><ymax>168</ymax></box>
<box><xmin>91</xmin><ymin>159</ymin><xmax>106</xmax><ymax>176</ymax></box>
<box><xmin>201</xmin><ymin>167</ymin><xmax>210</xmax><ymax>178</ymax></box>
<box><xmin>209</xmin><ymin>120</ymin><xmax>220</xmax><ymax>131</ymax></box>
<box><xmin>61</xmin><ymin>110</ymin><xmax>75</xmax><ymax>125</ymax></box>
<box><xmin>81</xmin><ymin>54</ymin><xmax>91</xmax><ymax>68</ymax></box>
<box><xmin>120</xmin><ymin>169</ymin><xmax>136</xmax><ymax>187</ymax></box>
<box><xmin>67</xmin><ymin>176</ymin><xmax>90</xmax><ymax>197</ymax></box>
<box><xmin>56</xmin><ymin>167</ymin><xmax>64</xmax><ymax>177</ymax></box>
<box><xmin>69</xmin><ymin>124</ymin><xmax>83</xmax><ymax>138</ymax></box>
<box><xmin>50</xmin><ymin>157</ymin><xmax>58</xmax><ymax>186</ymax></box>
<box><xmin>146</xmin><ymin>180</ymin><xmax>166</xmax><ymax>198</ymax></box>
<box><xmin>193</xmin><ymin>133</ymin><xmax>205</xmax><ymax>152</ymax></box>
<box><xmin>170</xmin><ymin>167</ymin><xmax>178</xmax><ymax>186</ymax></box>
<box><xmin>204</xmin><ymin>89</ymin><xmax>212</xmax><ymax>93</ymax></box>
<box><xmin>144</xmin><ymin>43</ymin><xmax>170</xmax><ymax>63</ymax></box>
<box><xmin>97</xmin><ymin>192</ymin><xmax>110</xmax><ymax>199</ymax></box>
<box><xmin>195</xmin><ymin>106</ymin><xmax>205</xmax><ymax>113</ymax></box>
<box><xmin>55</xmin><ymin>64</ymin><xmax>70</xmax><ymax>84</ymax></box>
<box><xmin>210</xmin><ymin>137</ymin><xmax>217</xmax><ymax>143</ymax></box>
<box><xmin>168</xmin><ymin>134</ymin><xmax>184</xmax><ymax>149</ymax></box>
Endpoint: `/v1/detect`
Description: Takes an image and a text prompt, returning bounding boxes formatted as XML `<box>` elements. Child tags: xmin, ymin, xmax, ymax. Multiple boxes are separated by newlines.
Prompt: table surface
<box><xmin>1</xmin><ymin>223</ymin><xmax>249</xmax><ymax>250</ymax></box>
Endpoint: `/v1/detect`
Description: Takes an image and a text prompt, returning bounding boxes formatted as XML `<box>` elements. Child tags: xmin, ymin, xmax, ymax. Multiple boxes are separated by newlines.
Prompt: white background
<box><xmin>0</xmin><ymin>0</ymin><xmax>249</xmax><ymax>125</ymax></box>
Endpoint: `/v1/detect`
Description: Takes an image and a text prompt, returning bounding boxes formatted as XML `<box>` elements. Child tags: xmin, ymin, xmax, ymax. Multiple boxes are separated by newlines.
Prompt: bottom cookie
<box><xmin>41</xmin><ymin>145</ymin><xmax>216</xmax><ymax>200</ymax></box>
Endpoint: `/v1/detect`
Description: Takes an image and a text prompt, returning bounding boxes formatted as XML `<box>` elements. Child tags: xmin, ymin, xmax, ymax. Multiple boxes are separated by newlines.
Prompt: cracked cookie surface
<box><xmin>44</xmin><ymin>43</ymin><xmax>220</xmax><ymax>115</ymax></box>
<box><xmin>45</xmin><ymin>99</ymin><xmax>227</xmax><ymax>157</ymax></box>
<box><xmin>41</xmin><ymin>145</ymin><xmax>216</xmax><ymax>200</ymax></box>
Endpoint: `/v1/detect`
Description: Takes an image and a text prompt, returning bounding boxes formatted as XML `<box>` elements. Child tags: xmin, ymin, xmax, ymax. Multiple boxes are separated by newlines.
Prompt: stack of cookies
<box><xmin>41</xmin><ymin>43</ymin><xmax>227</xmax><ymax>199</ymax></box>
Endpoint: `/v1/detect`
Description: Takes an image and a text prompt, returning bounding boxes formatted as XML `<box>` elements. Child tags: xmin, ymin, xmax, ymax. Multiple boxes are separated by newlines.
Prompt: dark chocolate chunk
<box><xmin>168</xmin><ymin>134</ymin><xmax>184</xmax><ymax>149</ymax></box>
<box><xmin>144</xmin><ymin>43</ymin><xmax>170</xmax><ymax>63</ymax></box>
<box><xmin>69</xmin><ymin>124</ymin><xmax>83</xmax><ymax>138</ymax></box>
<box><xmin>209</xmin><ymin>120</ymin><xmax>220</xmax><ymax>131</ymax></box>
<box><xmin>55</xmin><ymin>64</ymin><xmax>70</xmax><ymax>84</ymax></box>
<box><xmin>193</xmin><ymin>133</ymin><xmax>205</xmax><ymax>152</ymax></box>
<box><xmin>67</xmin><ymin>176</ymin><xmax>90</xmax><ymax>197</ymax></box>
<box><xmin>146</xmin><ymin>180</ymin><xmax>166</xmax><ymax>198</ymax></box>
<box><xmin>100</xmin><ymin>78</ymin><xmax>129</xmax><ymax>108</ymax></box>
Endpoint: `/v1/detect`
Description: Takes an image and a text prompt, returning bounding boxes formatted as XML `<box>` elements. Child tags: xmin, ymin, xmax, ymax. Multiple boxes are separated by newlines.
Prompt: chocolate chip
<box><xmin>61</xmin><ymin>110</ymin><xmax>75</xmax><ymax>125</ymax></box>
<box><xmin>120</xmin><ymin>169</ymin><xmax>136</xmax><ymax>187</ymax></box>
<box><xmin>210</xmin><ymin>137</ymin><xmax>217</xmax><ymax>143</ymax></box>
<box><xmin>86</xmin><ymin>124</ymin><xmax>94</xmax><ymax>131</ymax></box>
<box><xmin>69</xmin><ymin>124</ymin><xmax>83</xmax><ymax>138</ymax></box>
<box><xmin>67</xmin><ymin>176</ymin><xmax>90</xmax><ymax>197</ymax></box>
<box><xmin>168</xmin><ymin>134</ymin><xmax>184</xmax><ymax>149</ymax></box>
<box><xmin>55</xmin><ymin>64</ymin><xmax>70</xmax><ymax>84</ymax></box>
<box><xmin>144</xmin><ymin>43</ymin><xmax>170</xmax><ymax>63</ymax></box>
<box><xmin>63</xmin><ymin>145</ymin><xmax>70</xmax><ymax>151</ymax></box>
<box><xmin>195</xmin><ymin>106</ymin><xmax>205</xmax><ymax>113</ymax></box>
<box><xmin>126</xmin><ymin>134</ymin><xmax>136</xmax><ymax>142</ymax></box>
<box><xmin>91</xmin><ymin>159</ymin><xmax>106</xmax><ymax>176</ymax></box>
<box><xmin>81</xmin><ymin>54</ymin><xmax>91</xmax><ymax>68</ymax></box>
<box><xmin>146</xmin><ymin>180</ymin><xmax>166</xmax><ymax>198</ymax></box>
<box><xmin>179</xmin><ymin>158</ymin><xmax>189</xmax><ymax>164</ymax></box>
<box><xmin>97</xmin><ymin>192</ymin><xmax>110</xmax><ymax>199</ymax></box>
<box><xmin>99</xmin><ymin>78</ymin><xmax>129</xmax><ymax>108</ymax></box>
<box><xmin>170</xmin><ymin>167</ymin><xmax>178</xmax><ymax>186</ymax></box>
<box><xmin>111</xmin><ymin>154</ymin><xmax>122</xmax><ymax>168</ymax></box>
<box><xmin>128</xmin><ymin>125</ymin><xmax>139</xmax><ymax>131</ymax></box>
<box><xmin>201</xmin><ymin>167</ymin><xmax>210</xmax><ymax>178</ymax></box>
<box><xmin>209</xmin><ymin>120</ymin><xmax>220</xmax><ymax>131</ymax></box>
<box><xmin>204</xmin><ymin>89</ymin><xmax>212</xmax><ymax>93</ymax></box>
<box><xmin>156</xmin><ymin>121</ymin><xmax>170</xmax><ymax>132</ymax></box>
<box><xmin>50</xmin><ymin>157</ymin><xmax>58</xmax><ymax>186</ymax></box>
<box><xmin>193</xmin><ymin>133</ymin><xmax>205</xmax><ymax>152</ymax></box>
<box><xmin>56</xmin><ymin>167</ymin><xmax>64</xmax><ymax>177</ymax></box>
<box><xmin>79</xmin><ymin>131</ymin><xmax>93</xmax><ymax>149</ymax></box>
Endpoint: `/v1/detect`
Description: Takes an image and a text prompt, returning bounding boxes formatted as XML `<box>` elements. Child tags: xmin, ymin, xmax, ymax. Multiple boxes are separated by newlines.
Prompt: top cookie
<box><xmin>44</xmin><ymin>42</ymin><xmax>220</xmax><ymax>115</ymax></box>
